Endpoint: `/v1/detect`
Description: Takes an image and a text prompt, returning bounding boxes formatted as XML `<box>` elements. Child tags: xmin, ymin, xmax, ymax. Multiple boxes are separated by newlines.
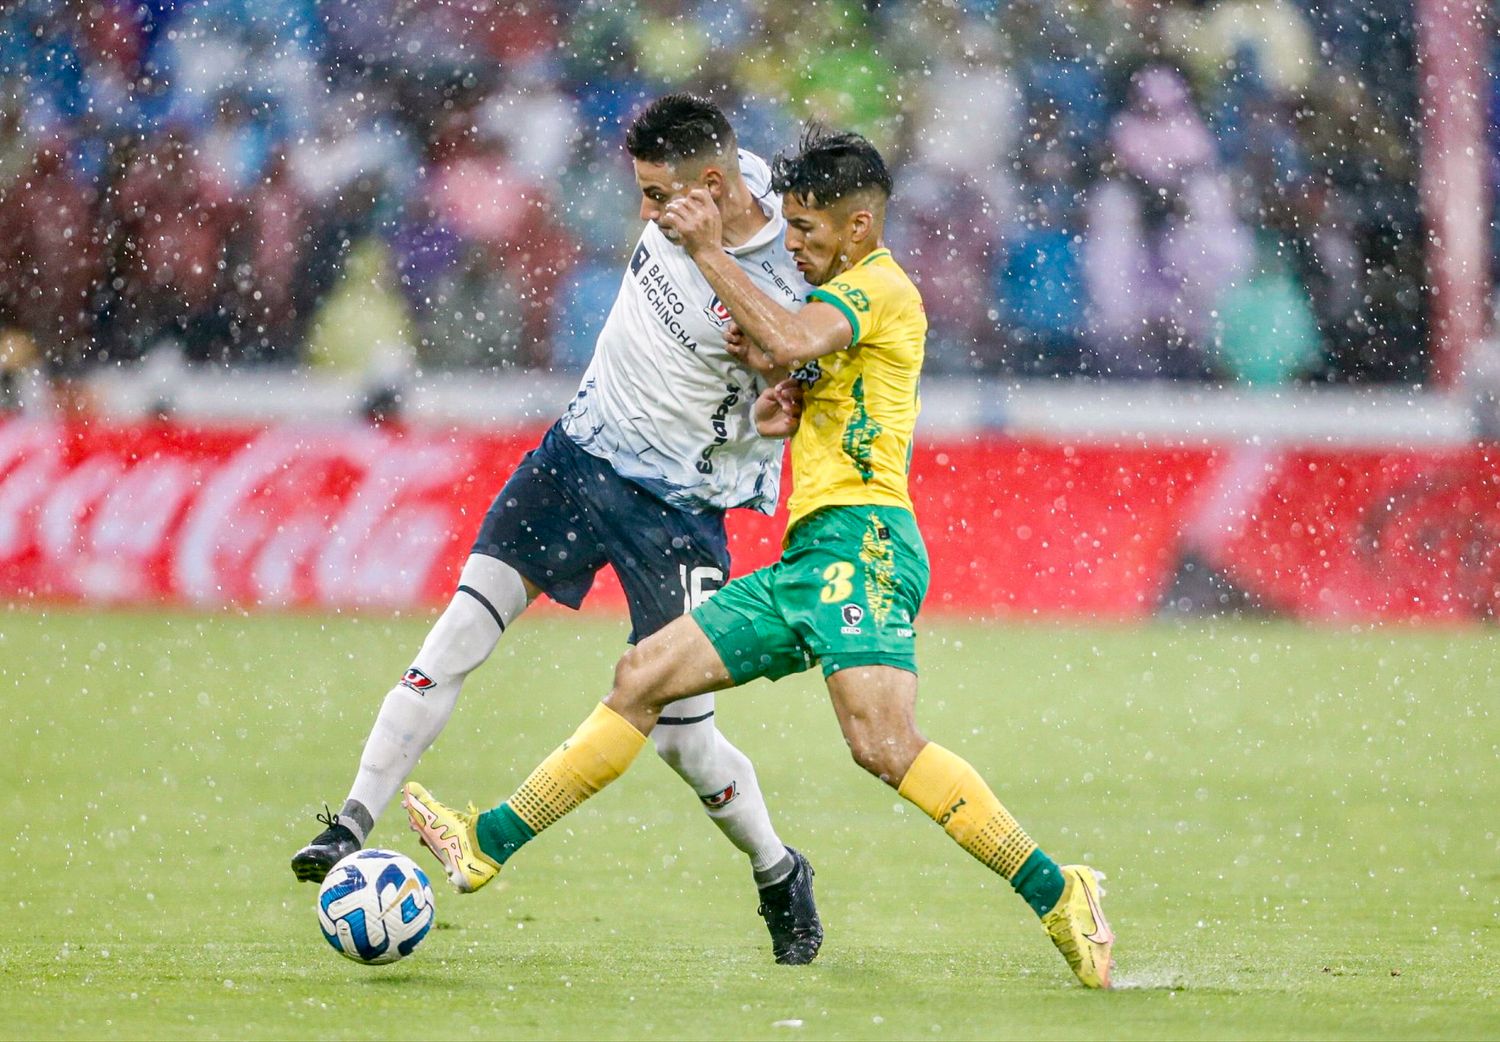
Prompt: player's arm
<box><xmin>662</xmin><ymin>189</ymin><xmax>852</xmax><ymax>369</ymax></box>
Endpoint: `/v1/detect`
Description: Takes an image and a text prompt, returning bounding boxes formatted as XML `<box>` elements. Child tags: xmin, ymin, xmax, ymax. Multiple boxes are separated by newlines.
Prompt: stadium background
<box><xmin>3</xmin><ymin>6</ymin><xmax>1499</xmax><ymax>1040</ymax></box>
<box><xmin>0</xmin><ymin>0</ymin><xmax>1495</xmax><ymax>622</ymax></box>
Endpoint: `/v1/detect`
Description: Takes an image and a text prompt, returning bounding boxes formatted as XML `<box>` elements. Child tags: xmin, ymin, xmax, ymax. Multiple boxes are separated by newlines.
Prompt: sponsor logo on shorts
<box><xmin>700</xmin><ymin>781</ymin><xmax>738</xmax><ymax>808</ymax></box>
<box><xmin>400</xmin><ymin>667</ymin><xmax>436</xmax><ymax>693</ymax></box>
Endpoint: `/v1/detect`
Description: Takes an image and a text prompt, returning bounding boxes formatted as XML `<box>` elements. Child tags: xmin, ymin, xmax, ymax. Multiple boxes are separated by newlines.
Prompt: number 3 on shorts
<box><xmin>820</xmin><ymin>561</ymin><xmax>855</xmax><ymax>603</ymax></box>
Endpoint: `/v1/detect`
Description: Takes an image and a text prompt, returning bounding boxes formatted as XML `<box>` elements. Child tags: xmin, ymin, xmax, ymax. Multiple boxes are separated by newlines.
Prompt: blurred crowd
<box><xmin>0</xmin><ymin>0</ymin><xmax>1487</xmax><ymax>396</ymax></box>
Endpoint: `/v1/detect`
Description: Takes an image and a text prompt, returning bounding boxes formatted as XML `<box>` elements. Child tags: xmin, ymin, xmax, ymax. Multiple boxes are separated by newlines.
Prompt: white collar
<box><xmin>724</xmin><ymin>186</ymin><xmax>784</xmax><ymax>257</ymax></box>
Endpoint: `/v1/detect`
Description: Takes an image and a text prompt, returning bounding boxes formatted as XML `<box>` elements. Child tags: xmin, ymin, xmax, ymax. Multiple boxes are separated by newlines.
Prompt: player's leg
<box><xmin>292</xmin><ymin>425</ymin><xmax>609</xmax><ymax>881</ymax></box>
<box><xmin>651</xmin><ymin>689</ymin><xmax>820</xmax><ymax>964</ymax></box>
<box><xmin>402</xmin><ymin>612</ymin><xmax>734</xmax><ymax>891</ymax></box>
<box><xmin>405</xmin><ymin>563</ymin><xmax>828</xmax><ymax>959</ymax></box>
<box><xmin>604</xmin><ymin>490</ymin><xmax>797</xmax><ymax>892</ymax></box>
<box><xmin>651</xmin><ymin>691</ymin><xmax>794</xmax><ymax>882</ymax></box>
<box><xmin>825</xmin><ymin>665</ymin><xmax>1060</xmax><ymax>899</ymax></box>
<box><xmin>611</xmin><ymin>507</ymin><xmax>823</xmax><ymax>963</ymax></box>
<box><xmin>788</xmin><ymin>504</ymin><xmax>1111</xmax><ymax>985</ymax></box>
<box><xmin>289</xmin><ymin>554</ymin><xmax>533</xmax><ymax>882</ymax></box>
<box><xmin>825</xmin><ymin>665</ymin><xmax>1114</xmax><ymax>988</ymax></box>
<box><xmin>341</xmin><ymin>554</ymin><xmax>535</xmax><ymax>835</ymax></box>
<box><xmin>604</xmin><ymin>493</ymin><xmax>821</xmax><ymax>961</ymax></box>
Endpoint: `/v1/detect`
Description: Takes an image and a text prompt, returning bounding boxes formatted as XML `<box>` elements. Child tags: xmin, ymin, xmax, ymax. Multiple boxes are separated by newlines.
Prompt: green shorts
<box><xmin>691</xmin><ymin>505</ymin><xmax>929</xmax><ymax>683</ymax></box>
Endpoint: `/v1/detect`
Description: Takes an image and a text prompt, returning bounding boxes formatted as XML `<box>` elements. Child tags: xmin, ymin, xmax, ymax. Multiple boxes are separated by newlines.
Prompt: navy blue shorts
<box><xmin>471</xmin><ymin>422</ymin><xmax>730</xmax><ymax>642</ymax></box>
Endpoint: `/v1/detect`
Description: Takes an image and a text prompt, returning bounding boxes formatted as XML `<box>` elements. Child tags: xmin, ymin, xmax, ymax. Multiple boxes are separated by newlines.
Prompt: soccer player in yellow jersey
<box><xmin>403</xmin><ymin>128</ymin><xmax>1115</xmax><ymax>988</ymax></box>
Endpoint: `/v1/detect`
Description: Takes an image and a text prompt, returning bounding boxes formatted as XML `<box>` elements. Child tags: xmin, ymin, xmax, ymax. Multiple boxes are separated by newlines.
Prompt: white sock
<box><xmin>651</xmin><ymin>692</ymin><xmax>790</xmax><ymax>881</ymax></box>
<box><xmin>343</xmin><ymin>555</ymin><xmax>529</xmax><ymax>840</ymax></box>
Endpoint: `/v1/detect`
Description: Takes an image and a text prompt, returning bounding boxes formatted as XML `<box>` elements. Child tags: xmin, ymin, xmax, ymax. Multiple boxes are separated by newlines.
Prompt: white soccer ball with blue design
<box><xmin>316</xmin><ymin>849</ymin><xmax>435</xmax><ymax>964</ymax></box>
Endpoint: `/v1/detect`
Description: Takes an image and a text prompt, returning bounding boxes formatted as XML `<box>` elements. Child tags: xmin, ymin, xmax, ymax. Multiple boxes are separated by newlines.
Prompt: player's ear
<box><xmin>702</xmin><ymin>167</ymin><xmax>725</xmax><ymax>200</ymax></box>
<box><xmin>848</xmin><ymin>208</ymin><xmax>874</xmax><ymax>244</ymax></box>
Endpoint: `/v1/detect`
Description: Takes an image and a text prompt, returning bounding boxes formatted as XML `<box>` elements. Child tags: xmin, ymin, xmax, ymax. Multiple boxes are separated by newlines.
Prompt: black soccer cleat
<box><xmin>290</xmin><ymin>807</ymin><xmax>360</xmax><ymax>883</ymax></box>
<box><xmin>756</xmin><ymin>846</ymin><xmax>824</xmax><ymax>965</ymax></box>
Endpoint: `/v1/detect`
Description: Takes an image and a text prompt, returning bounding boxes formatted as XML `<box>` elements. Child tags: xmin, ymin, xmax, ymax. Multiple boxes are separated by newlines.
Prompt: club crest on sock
<box><xmin>401</xmin><ymin>667</ymin><xmax>436</xmax><ymax>693</ymax></box>
<box><xmin>700</xmin><ymin>781</ymin><xmax>739</xmax><ymax>808</ymax></box>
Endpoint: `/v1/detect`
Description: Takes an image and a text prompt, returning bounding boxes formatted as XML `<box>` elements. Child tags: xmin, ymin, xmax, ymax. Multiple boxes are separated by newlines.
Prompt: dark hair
<box><xmin>770</xmin><ymin>125</ymin><xmax>892</xmax><ymax>206</ymax></box>
<box><xmin>625</xmin><ymin>94</ymin><xmax>736</xmax><ymax>164</ymax></box>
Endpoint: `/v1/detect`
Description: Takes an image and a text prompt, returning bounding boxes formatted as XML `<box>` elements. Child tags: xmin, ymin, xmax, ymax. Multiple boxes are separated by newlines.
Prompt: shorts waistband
<box><xmin>786</xmin><ymin>504</ymin><xmax>919</xmax><ymax>546</ymax></box>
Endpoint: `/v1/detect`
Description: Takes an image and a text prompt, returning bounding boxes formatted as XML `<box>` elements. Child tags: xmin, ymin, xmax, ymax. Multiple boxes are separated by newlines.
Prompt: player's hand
<box><xmin>725</xmin><ymin>320</ymin><xmax>748</xmax><ymax>355</ymax></box>
<box><xmin>726</xmin><ymin>321</ymin><xmax>787</xmax><ymax>381</ymax></box>
<box><xmin>753</xmin><ymin>378</ymin><xmax>804</xmax><ymax>439</ymax></box>
<box><xmin>659</xmin><ymin>188</ymin><xmax>721</xmax><ymax>257</ymax></box>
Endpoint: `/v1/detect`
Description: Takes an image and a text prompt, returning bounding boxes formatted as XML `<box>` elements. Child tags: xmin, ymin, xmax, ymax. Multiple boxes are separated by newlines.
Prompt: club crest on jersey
<box><xmin>703</xmin><ymin>294</ymin><xmax>732</xmax><ymax>328</ymax></box>
<box><xmin>400</xmin><ymin>667</ymin><xmax>436</xmax><ymax>693</ymax></box>
<box><xmin>700</xmin><ymin>781</ymin><xmax>739</xmax><ymax>808</ymax></box>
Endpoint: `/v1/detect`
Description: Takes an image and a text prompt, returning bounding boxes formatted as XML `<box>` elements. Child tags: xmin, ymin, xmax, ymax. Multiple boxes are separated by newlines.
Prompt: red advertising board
<box><xmin>1</xmin><ymin>419</ymin><xmax>1495</xmax><ymax>622</ymax></box>
<box><xmin>1210</xmin><ymin>447</ymin><xmax>1500</xmax><ymax>620</ymax></box>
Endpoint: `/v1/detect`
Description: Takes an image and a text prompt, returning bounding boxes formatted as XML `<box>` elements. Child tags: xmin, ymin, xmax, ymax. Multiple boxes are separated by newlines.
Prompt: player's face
<box><xmin>634</xmin><ymin>158</ymin><xmax>708</xmax><ymax>242</ymax></box>
<box><xmin>781</xmin><ymin>194</ymin><xmax>846</xmax><ymax>286</ymax></box>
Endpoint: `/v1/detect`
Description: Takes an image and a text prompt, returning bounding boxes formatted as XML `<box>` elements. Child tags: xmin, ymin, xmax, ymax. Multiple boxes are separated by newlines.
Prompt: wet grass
<box><xmin>2</xmin><ymin>608</ymin><xmax>1496</xmax><ymax>1040</ymax></box>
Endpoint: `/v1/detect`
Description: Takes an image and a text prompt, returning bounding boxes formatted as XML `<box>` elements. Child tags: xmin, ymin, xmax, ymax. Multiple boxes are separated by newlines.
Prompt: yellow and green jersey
<box><xmin>786</xmin><ymin>248</ymin><xmax>925</xmax><ymax>528</ymax></box>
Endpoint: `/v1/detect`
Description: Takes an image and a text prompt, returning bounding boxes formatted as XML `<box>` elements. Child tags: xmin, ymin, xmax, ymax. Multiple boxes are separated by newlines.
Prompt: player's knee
<box><xmin>456</xmin><ymin>555</ymin><xmax>532</xmax><ymax>624</ymax></box>
<box><xmin>844</xmin><ymin>725</ymin><xmax>921</xmax><ymax>787</ymax></box>
<box><xmin>844</xmin><ymin>734</ymin><xmax>891</xmax><ymax>782</ymax></box>
<box><xmin>419</xmin><ymin>595</ymin><xmax>501</xmax><ymax>678</ymax></box>
<box><xmin>608</xmin><ymin>645</ymin><xmax>656</xmax><ymax>710</ymax></box>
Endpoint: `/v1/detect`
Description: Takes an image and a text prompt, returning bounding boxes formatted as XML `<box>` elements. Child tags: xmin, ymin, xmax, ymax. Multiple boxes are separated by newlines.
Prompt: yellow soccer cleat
<box><xmin>402</xmin><ymin>782</ymin><xmax>500</xmax><ymax>893</ymax></box>
<box><xmin>1040</xmin><ymin>864</ymin><xmax>1115</xmax><ymax>989</ymax></box>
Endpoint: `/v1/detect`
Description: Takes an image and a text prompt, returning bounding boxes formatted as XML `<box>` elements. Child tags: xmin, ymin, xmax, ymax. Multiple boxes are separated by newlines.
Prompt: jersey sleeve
<box><xmin>806</xmin><ymin>265</ymin><xmax>888</xmax><ymax>348</ymax></box>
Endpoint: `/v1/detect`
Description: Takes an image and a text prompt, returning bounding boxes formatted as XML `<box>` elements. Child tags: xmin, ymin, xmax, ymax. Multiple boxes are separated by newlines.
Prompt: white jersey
<box><xmin>560</xmin><ymin>151</ymin><xmax>805</xmax><ymax>515</ymax></box>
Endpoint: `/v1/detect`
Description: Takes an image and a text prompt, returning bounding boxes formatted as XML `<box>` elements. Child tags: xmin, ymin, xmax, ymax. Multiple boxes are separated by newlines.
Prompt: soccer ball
<box><xmin>316</xmin><ymin>849</ymin><xmax>435</xmax><ymax>964</ymax></box>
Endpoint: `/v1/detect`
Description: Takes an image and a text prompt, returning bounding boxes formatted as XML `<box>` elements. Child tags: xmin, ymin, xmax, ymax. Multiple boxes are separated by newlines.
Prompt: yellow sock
<box><xmin>897</xmin><ymin>742</ymin><xmax>1038</xmax><ymax>879</ymax></box>
<box><xmin>506</xmin><ymin>702</ymin><xmax>647</xmax><ymax>833</ymax></box>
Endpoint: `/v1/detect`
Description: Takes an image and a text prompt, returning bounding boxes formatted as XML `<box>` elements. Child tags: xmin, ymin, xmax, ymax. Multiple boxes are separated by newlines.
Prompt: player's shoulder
<box><xmin>806</xmin><ymin>251</ymin><xmax>923</xmax><ymax>345</ymax></box>
<box><xmin>818</xmin><ymin>250</ymin><xmax>920</xmax><ymax>310</ymax></box>
<box><xmin>727</xmin><ymin>148</ymin><xmax>793</xmax><ymax>253</ymax></box>
<box><xmin>739</xmin><ymin>149</ymin><xmax>774</xmax><ymax>201</ymax></box>
<box><xmin>858</xmin><ymin>249</ymin><xmax>920</xmax><ymax>298</ymax></box>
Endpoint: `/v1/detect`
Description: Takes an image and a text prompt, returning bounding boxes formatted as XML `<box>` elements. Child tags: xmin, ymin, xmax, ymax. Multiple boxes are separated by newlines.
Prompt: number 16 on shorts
<box><xmin>681</xmin><ymin>565</ymin><xmax>724</xmax><ymax>611</ymax></box>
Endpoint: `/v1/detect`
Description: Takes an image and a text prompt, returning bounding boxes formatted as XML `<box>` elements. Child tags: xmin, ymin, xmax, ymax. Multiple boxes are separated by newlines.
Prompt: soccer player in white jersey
<box><xmin>290</xmin><ymin>94</ymin><xmax>823</xmax><ymax>964</ymax></box>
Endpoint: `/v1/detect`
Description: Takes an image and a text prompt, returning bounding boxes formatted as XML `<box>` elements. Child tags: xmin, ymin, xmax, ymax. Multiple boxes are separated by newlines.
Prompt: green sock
<box><xmin>1012</xmin><ymin>847</ymin><xmax>1066</xmax><ymax>917</ymax></box>
<box><xmin>475</xmin><ymin>804</ymin><xmax>535</xmax><ymax>865</ymax></box>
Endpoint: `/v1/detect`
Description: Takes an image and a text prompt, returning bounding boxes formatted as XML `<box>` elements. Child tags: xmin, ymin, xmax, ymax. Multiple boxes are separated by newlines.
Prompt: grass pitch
<box><xmin>2</xmin><ymin>608</ymin><xmax>1497</xmax><ymax>1040</ymax></box>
